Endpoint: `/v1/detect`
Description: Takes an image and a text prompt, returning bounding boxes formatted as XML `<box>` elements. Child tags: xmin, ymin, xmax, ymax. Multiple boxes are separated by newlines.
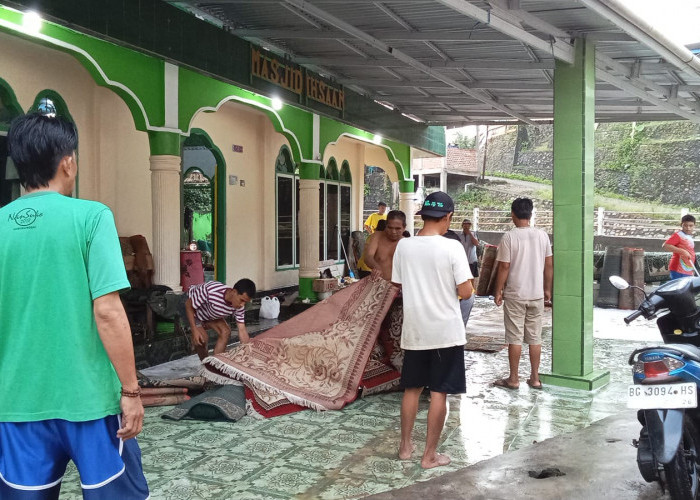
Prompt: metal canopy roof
<box><xmin>168</xmin><ymin>0</ymin><xmax>700</xmax><ymax>126</ymax></box>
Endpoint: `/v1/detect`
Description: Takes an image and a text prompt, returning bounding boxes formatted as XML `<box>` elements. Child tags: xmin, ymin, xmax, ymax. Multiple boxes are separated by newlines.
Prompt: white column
<box><xmin>298</xmin><ymin>177</ymin><xmax>320</xmax><ymax>280</ymax></box>
<box><xmin>439</xmin><ymin>170</ymin><xmax>447</xmax><ymax>192</ymax></box>
<box><xmin>597</xmin><ymin>207</ymin><xmax>605</xmax><ymax>236</ymax></box>
<box><xmin>399</xmin><ymin>191</ymin><xmax>415</xmax><ymax>236</ymax></box>
<box><xmin>150</xmin><ymin>155</ymin><xmax>182</xmax><ymax>291</ymax></box>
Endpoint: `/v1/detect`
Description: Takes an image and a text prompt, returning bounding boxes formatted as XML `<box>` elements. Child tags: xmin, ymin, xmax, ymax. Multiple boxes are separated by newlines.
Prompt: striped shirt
<box><xmin>187</xmin><ymin>281</ymin><xmax>245</xmax><ymax>324</ymax></box>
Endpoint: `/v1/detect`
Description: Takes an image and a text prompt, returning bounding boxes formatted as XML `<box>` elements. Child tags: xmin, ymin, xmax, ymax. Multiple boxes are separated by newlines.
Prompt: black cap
<box><xmin>416</xmin><ymin>191</ymin><xmax>454</xmax><ymax>217</ymax></box>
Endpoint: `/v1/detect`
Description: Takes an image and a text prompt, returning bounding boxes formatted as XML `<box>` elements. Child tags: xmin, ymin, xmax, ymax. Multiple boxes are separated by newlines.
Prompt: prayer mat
<box><xmin>162</xmin><ymin>385</ymin><xmax>246</xmax><ymax>422</ymax></box>
<box><xmin>202</xmin><ymin>275</ymin><xmax>400</xmax><ymax>414</ymax></box>
<box><xmin>464</xmin><ymin>335</ymin><xmax>506</xmax><ymax>353</ymax></box>
<box><xmin>359</xmin><ymin>358</ymin><xmax>401</xmax><ymax>397</ymax></box>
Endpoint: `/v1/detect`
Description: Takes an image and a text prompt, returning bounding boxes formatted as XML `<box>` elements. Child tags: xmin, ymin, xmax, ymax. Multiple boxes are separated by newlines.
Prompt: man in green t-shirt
<box><xmin>0</xmin><ymin>113</ymin><xmax>148</xmax><ymax>498</ymax></box>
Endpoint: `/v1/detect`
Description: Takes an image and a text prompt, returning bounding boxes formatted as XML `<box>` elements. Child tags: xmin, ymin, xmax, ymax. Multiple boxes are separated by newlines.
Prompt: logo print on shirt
<box><xmin>8</xmin><ymin>208</ymin><xmax>43</xmax><ymax>227</ymax></box>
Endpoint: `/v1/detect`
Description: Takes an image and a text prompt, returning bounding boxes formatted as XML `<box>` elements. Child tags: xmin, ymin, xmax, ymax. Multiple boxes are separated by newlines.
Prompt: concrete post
<box><xmin>540</xmin><ymin>38</ymin><xmax>610</xmax><ymax>391</ymax></box>
<box><xmin>399</xmin><ymin>191</ymin><xmax>415</xmax><ymax>236</ymax></box>
<box><xmin>150</xmin><ymin>154</ymin><xmax>182</xmax><ymax>291</ymax></box>
<box><xmin>298</xmin><ymin>165</ymin><xmax>321</xmax><ymax>300</ymax></box>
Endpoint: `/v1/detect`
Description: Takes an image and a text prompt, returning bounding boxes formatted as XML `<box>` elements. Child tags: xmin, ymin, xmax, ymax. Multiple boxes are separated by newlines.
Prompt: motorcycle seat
<box><xmin>662</xmin><ymin>343</ymin><xmax>700</xmax><ymax>363</ymax></box>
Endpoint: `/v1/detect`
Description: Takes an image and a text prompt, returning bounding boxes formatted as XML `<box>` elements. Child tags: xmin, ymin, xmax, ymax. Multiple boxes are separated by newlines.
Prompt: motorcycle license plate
<box><xmin>627</xmin><ymin>383</ymin><xmax>697</xmax><ymax>409</ymax></box>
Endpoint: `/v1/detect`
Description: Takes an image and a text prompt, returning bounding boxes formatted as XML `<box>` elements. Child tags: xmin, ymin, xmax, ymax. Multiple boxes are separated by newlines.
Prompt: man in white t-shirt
<box><xmin>493</xmin><ymin>198</ymin><xmax>553</xmax><ymax>390</ymax></box>
<box><xmin>392</xmin><ymin>191</ymin><xmax>473</xmax><ymax>469</ymax></box>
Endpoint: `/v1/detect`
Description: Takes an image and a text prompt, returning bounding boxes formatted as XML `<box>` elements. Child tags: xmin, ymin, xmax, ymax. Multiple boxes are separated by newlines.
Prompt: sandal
<box><xmin>493</xmin><ymin>378</ymin><xmax>519</xmax><ymax>390</ymax></box>
<box><xmin>527</xmin><ymin>380</ymin><xmax>543</xmax><ymax>390</ymax></box>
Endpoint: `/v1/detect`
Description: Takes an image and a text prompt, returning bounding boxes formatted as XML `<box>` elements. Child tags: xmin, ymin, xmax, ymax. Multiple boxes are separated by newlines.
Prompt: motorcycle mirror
<box><xmin>609</xmin><ymin>275</ymin><xmax>630</xmax><ymax>290</ymax></box>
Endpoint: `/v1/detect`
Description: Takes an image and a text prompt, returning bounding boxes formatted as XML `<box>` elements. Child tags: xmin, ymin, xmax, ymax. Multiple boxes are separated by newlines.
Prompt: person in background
<box><xmin>357</xmin><ymin>219</ymin><xmax>387</xmax><ymax>278</ymax></box>
<box><xmin>178</xmin><ymin>278</ymin><xmax>256</xmax><ymax>360</ymax></box>
<box><xmin>458</xmin><ymin>218</ymin><xmax>480</xmax><ymax>279</ymax></box>
<box><xmin>0</xmin><ymin>113</ymin><xmax>148</xmax><ymax>499</ymax></box>
<box><xmin>364</xmin><ymin>210</ymin><xmax>407</xmax><ymax>280</ymax></box>
<box><xmin>663</xmin><ymin>214</ymin><xmax>696</xmax><ymax>279</ymax></box>
<box><xmin>492</xmin><ymin>198</ymin><xmax>553</xmax><ymax>390</ymax></box>
<box><xmin>364</xmin><ymin>201</ymin><xmax>388</xmax><ymax>233</ymax></box>
<box><xmin>392</xmin><ymin>191</ymin><xmax>473</xmax><ymax>469</ymax></box>
<box><xmin>444</xmin><ymin>228</ymin><xmax>475</xmax><ymax>327</ymax></box>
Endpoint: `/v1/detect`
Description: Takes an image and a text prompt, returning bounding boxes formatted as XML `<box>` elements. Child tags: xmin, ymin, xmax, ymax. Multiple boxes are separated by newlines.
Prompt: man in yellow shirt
<box><xmin>364</xmin><ymin>201</ymin><xmax>387</xmax><ymax>233</ymax></box>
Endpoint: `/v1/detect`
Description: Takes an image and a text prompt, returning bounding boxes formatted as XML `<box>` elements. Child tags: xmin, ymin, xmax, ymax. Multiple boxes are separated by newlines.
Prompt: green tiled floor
<box><xmin>57</xmin><ymin>343</ymin><xmax>647</xmax><ymax>499</ymax></box>
<box><xmin>56</xmin><ymin>303</ymin><xmax>657</xmax><ymax>499</ymax></box>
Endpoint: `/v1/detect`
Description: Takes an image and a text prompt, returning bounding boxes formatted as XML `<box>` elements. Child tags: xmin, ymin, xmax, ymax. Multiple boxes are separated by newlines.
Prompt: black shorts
<box><xmin>469</xmin><ymin>262</ymin><xmax>479</xmax><ymax>278</ymax></box>
<box><xmin>400</xmin><ymin>345</ymin><xmax>466</xmax><ymax>394</ymax></box>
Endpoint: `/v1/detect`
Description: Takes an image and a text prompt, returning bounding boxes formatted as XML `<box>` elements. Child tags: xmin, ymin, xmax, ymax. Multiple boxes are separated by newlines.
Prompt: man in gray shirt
<box><xmin>492</xmin><ymin>198</ymin><xmax>553</xmax><ymax>390</ymax></box>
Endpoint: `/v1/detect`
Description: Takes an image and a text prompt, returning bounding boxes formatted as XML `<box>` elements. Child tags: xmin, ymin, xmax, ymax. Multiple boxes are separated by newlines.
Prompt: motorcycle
<box><xmin>610</xmin><ymin>275</ymin><xmax>700</xmax><ymax>499</ymax></box>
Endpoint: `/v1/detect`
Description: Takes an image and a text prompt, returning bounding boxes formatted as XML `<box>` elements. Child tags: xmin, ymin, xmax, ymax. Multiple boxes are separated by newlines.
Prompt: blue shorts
<box><xmin>0</xmin><ymin>415</ymin><xmax>149</xmax><ymax>500</ymax></box>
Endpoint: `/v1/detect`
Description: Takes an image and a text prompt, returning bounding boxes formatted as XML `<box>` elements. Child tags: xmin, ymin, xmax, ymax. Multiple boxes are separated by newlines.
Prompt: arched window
<box><xmin>319</xmin><ymin>158</ymin><xmax>352</xmax><ymax>262</ymax></box>
<box><xmin>29</xmin><ymin>90</ymin><xmax>74</xmax><ymax>122</ymax></box>
<box><xmin>0</xmin><ymin>79</ymin><xmax>23</xmax><ymax>208</ymax></box>
<box><xmin>182</xmin><ymin>129</ymin><xmax>227</xmax><ymax>281</ymax></box>
<box><xmin>275</xmin><ymin>145</ymin><xmax>299</xmax><ymax>268</ymax></box>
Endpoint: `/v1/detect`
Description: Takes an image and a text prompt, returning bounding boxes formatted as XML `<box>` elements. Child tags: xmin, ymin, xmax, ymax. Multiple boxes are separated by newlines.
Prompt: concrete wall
<box><xmin>484</xmin><ymin>122</ymin><xmax>700</xmax><ymax>207</ymax></box>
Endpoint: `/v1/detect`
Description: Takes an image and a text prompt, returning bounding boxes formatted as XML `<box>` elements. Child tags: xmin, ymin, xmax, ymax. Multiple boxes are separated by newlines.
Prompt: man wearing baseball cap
<box><xmin>391</xmin><ymin>191</ymin><xmax>473</xmax><ymax>469</ymax></box>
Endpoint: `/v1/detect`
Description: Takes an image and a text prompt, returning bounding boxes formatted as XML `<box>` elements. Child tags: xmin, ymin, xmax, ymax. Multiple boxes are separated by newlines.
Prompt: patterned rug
<box><xmin>202</xmin><ymin>275</ymin><xmax>400</xmax><ymax>416</ymax></box>
<box><xmin>464</xmin><ymin>335</ymin><xmax>506</xmax><ymax>353</ymax></box>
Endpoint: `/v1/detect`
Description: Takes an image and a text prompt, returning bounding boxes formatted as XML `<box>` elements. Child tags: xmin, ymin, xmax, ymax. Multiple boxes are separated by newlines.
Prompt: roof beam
<box><xmin>281</xmin><ymin>0</ymin><xmax>536</xmax><ymax>124</ymax></box>
<box><xmin>228</xmin><ymin>28</ymin><xmax>518</xmax><ymax>42</ymax></box>
<box><xmin>353</xmin><ymin>79</ymin><xmax>552</xmax><ymax>90</ymax></box>
<box><xmin>437</xmin><ymin>0</ymin><xmax>697</xmax><ymax>121</ymax></box>
<box><xmin>292</xmin><ymin>55</ymin><xmax>555</xmax><ymax>70</ymax></box>
<box><xmin>435</xmin><ymin>0</ymin><xmax>575</xmax><ymax>63</ymax></box>
<box><xmin>597</xmin><ymin>70</ymin><xmax>699</xmax><ymax>122</ymax></box>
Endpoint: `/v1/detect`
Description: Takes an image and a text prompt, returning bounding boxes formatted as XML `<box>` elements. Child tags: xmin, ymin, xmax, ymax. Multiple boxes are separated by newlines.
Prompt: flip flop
<box><xmin>493</xmin><ymin>378</ymin><xmax>519</xmax><ymax>390</ymax></box>
<box><xmin>527</xmin><ymin>380</ymin><xmax>543</xmax><ymax>390</ymax></box>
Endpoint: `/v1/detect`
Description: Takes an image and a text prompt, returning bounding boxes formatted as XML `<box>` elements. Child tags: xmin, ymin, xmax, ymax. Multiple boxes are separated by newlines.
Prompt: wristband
<box><xmin>120</xmin><ymin>387</ymin><xmax>142</xmax><ymax>398</ymax></box>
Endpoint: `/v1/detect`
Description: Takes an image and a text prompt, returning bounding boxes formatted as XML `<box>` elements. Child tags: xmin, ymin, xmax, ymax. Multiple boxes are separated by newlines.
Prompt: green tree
<box><xmin>450</xmin><ymin>131</ymin><xmax>476</xmax><ymax>149</ymax></box>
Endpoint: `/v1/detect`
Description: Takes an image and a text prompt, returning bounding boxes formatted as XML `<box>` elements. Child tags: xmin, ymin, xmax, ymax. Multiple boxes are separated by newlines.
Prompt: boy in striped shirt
<box><xmin>179</xmin><ymin>279</ymin><xmax>256</xmax><ymax>360</ymax></box>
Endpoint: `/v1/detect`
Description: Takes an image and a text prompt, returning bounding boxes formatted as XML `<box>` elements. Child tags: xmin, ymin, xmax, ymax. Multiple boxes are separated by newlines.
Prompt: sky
<box><xmin>618</xmin><ymin>0</ymin><xmax>700</xmax><ymax>45</ymax></box>
<box><xmin>446</xmin><ymin>1</ymin><xmax>700</xmax><ymax>142</ymax></box>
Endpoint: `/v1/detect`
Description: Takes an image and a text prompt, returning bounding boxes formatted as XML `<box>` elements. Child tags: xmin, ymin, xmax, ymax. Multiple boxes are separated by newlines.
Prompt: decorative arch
<box><xmin>340</xmin><ymin>160</ymin><xmax>352</xmax><ymax>183</ymax></box>
<box><xmin>325</xmin><ymin>157</ymin><xmax>339</xmax><ymax>180</ymax></box>
<box><xmin>0</xmin><ymin>78</ymin><xmax>23</xmax><ymax>207</ymax></box>
<box><xmin>0</xmin><ymin>78</ymin><xmax>22</xmax><ymax>132</ymax></box>
<box><xmin>184</xmin><ymin>93</ymin><xmax>312</xmax><ymax>168</ymax></box>
<box><xmin>182</xmin><ymin>128</ymin><xmax>227</xmax><ymax>281</ymax></box>
<box><xmin>275</xmin><ymin>145</ymin><xmax>297</xmax><ymax>174</ymax></box>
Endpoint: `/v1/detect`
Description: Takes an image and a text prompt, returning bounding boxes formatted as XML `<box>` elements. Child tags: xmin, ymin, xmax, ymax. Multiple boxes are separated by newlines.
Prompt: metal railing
<box><xmin>411</xmin><ymin>207</ymin><xmax>691</xmax><ymax>235</ymax></box>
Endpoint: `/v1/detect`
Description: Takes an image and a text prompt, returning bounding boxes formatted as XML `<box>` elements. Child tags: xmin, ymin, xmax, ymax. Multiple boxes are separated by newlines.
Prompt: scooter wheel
<box><xmin>664</xmin><ymin>417</ymin><xmax>700</xmax><ymax>499</ymax></box>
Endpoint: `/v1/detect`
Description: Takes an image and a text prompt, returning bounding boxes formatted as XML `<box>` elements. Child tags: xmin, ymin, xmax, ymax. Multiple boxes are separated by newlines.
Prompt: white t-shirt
<box><xmin>392</xmin><ymin>235</ymin><xmax>473</xmax><ymax>350</ymax></box>
<box><xmin>496</xmin><ymin>226</ymin><xmax>552</xmax><ymax>301</ymax></box>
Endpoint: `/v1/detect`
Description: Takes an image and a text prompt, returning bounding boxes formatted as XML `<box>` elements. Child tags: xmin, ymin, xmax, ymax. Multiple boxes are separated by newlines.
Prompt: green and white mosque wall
<box><xmin>0</xmin><ymin>4</ymin><xmax>429</xmax><ymax>292</ymax></box>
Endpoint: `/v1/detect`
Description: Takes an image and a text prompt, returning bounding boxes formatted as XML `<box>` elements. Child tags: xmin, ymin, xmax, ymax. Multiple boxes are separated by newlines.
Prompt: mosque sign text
<box><xmin>251</xmin><ymin>47</ymin><xmax>345</xmax><ymax>111</ymax></box>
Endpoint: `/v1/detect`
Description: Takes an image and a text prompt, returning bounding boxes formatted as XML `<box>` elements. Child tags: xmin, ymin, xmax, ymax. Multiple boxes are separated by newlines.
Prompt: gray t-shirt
<box><xmin>458</xmin><ymin>230</ymin><xmax>479</xmax><ymax>263</ymax></box>
<box><xmin>496</xmin><ymin>226</ymin><xmax>552</xmax><ymax>301</ymax></box>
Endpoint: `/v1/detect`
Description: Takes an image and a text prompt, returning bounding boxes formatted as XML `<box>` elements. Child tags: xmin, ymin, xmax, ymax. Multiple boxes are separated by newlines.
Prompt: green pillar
<box><xmin>298</xmin><ymin>162</ymin><xmax>321</xmax><ymax>301</ymax></box>
<box><xmin>540</xmin><ymin>39</ymin><xmax>610</xmax><ymax>391</ymax></box>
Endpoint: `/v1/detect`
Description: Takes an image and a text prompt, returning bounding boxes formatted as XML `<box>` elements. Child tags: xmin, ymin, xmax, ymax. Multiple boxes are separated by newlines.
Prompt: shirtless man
<box><xmin>364</xmin><ymin>210</ymin><xmax>406</xmax><ymax>279</ymax></box>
